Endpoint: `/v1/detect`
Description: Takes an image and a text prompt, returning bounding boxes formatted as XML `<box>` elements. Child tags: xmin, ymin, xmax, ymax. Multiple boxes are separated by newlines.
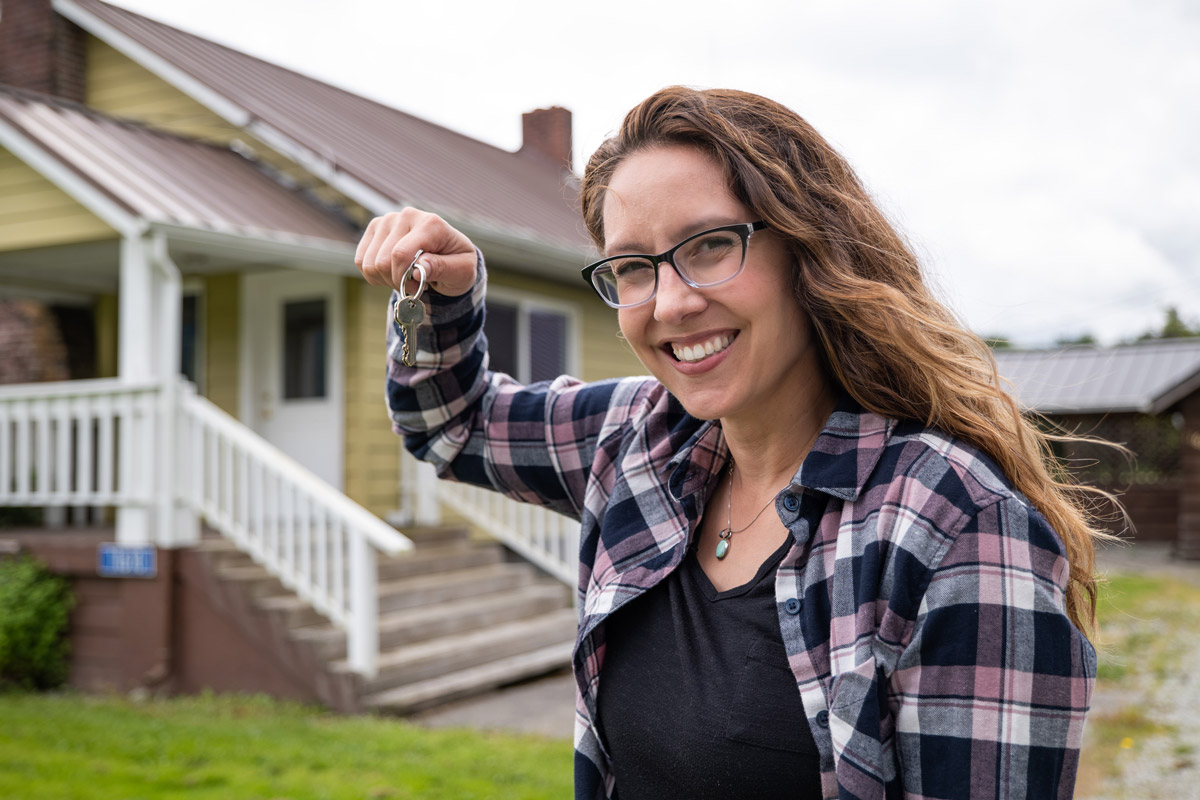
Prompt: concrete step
<box><xmin>254</xmin><ymin>561</ymin><xmax>539</xmax><ymax>628</ymax></box>
<box><xmin>351</xmin><ymin>607</ymin><xmax>578</xmax><ymax>695</ymax></box>
<box><xmin>214</xmin><ymin>563</ymin><xmax>287</xmax><ymax>598</ymax></box>
<box><xmin>392</xmin><ymin>524</ymin><xmax>471</xmax><ymax>547</ymax></box>
<box><xmin>377</xmin><ymin>561</ymin><xmax>536</xmax><ymax>614</ymax></box>
<box><xmin>292</xmin><ymin>582</ymin><xmax>571</xmax><ymax>661</ymax></box>
<box><xmin>376</xmin><ymin>542</ymin><xmax>505</xmax><ymax>580</ymax></box>
<box><xmin>363</xmin><ymin>641</ymin><xmax>576</xmax><ymax>715</ymax></box>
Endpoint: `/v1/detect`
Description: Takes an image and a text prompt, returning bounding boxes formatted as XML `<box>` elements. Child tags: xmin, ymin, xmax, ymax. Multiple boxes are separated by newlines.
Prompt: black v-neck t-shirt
<box><xmin>596</xmin><ymin>538</ymin><xmax>822</xmax><ymax>799</ymax></box>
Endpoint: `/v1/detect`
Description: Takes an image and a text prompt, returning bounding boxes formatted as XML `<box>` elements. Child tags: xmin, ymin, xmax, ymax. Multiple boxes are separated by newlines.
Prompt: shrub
<box><xmin>0</xmin><ymin>556</ymin><xmax>74</xmax><ymax>690</ymax></box>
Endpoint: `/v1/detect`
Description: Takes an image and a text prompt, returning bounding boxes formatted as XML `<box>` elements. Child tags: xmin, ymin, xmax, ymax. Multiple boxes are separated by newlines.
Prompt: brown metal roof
<box><xmin>995</xmin><ymin>339</ymin><xmax>1200</xmax><ymax>415</ymax></box>
<box><xmin>66</xmin><ymin>0</ymin><xmax>591</xmax><ymax>257</ymax></box>
<box><xmin>0</xmin><ymin>84</ymin><xmax>360</xmax><ymax>244</ymax></box>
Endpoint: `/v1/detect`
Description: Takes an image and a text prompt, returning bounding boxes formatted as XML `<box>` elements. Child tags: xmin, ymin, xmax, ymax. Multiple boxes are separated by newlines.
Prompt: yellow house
<box><xmin>0</xmin><ymin>0</ymin><xmax>640</xmax><ymax>712</ymax></box>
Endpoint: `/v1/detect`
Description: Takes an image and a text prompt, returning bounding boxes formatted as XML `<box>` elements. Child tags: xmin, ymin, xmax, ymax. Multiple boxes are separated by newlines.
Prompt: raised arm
<box><xmin>356</xmin><ymin>209</ymin><xmax>650</xmax><ymax>520</ymax></box>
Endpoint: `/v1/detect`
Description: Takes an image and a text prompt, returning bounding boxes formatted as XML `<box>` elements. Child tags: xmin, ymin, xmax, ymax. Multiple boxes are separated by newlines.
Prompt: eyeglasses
<box><xmin>581</xmin><ymin>221</ymin><xmax>768</xmax><ymax>309</ymax></box>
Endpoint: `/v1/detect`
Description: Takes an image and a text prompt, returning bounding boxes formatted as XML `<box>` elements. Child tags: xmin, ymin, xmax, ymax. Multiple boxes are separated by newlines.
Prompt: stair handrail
<box><xmin>177</xmin><ymin>381</ymin><xmax>413</xmax><ymax>677</ymax></box>
<box><xmin>400</xmin><ymin>450</ymin><xmax>579</xmax><ymax>586</ymax></box>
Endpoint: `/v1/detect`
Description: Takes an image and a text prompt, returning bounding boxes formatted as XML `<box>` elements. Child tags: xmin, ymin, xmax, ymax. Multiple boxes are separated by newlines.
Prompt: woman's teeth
<box><xmin>671</xmin><ymin>333</ymin><xmax>735</xmax><ymax>363</ymax></box>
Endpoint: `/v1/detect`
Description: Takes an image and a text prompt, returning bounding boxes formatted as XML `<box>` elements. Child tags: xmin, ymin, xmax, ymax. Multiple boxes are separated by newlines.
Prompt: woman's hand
<box><xmin>355</xmin><ymin>208</ymin><xmax>478</xmax><ymax>298</ymax></box>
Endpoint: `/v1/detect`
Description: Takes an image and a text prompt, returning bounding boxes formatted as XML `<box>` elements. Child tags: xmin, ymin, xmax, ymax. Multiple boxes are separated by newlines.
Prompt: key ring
<box><xmin>399</xmin><ymin>249</ymin><xmax>428</xmax><ymax>303</ymax></box>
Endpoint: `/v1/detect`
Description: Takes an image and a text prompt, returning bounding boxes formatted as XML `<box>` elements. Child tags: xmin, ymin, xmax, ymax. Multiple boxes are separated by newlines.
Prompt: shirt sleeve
<box><xmin>890</xmin><ymin>495</ymin><xmax>1096</xmax><ymax>800</ymax></box>
<box><xmin>385</xmin><ymin>250</ymin><xmax>647</xmax><ymax>521</ymax></box>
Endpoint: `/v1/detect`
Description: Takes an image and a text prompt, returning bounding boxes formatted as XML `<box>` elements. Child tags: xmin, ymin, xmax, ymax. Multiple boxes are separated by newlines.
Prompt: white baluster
<box><xmin>348</xmin><ymin>532</ymin><xmax>378</xmax><ymax>677</ymax></box>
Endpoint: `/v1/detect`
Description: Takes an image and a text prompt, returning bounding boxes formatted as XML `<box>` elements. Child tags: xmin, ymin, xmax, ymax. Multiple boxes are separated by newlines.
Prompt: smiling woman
<box><xmin>356</xmin><ymin>86</ymin><xmax>1111</xmax><ymax>800</ymax></box>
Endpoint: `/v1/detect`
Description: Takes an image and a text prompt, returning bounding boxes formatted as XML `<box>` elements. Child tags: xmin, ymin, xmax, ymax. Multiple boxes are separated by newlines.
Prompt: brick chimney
<box><xmin>520</xmin><ymin>106</ymin><xmax>572</xmax><ymax>172</ymax></box>
<box><xmin>0</xmin><ymin>0</ymin><xmax>87</xmax><ymax>101</ymax></box>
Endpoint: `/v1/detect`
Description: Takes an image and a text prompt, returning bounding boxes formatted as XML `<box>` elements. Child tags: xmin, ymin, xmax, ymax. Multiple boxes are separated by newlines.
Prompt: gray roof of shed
<box><xmin>63</xmin><ymin>0</ymin><xmax>591</xmax><ymax>259</ymax></box>
<box><xmin>0</xmin><ymin>85</ymin><xmax>359</xmax><ymax>245</ymax></box>
<box><xmin>994</xmin><ymin>339</ymin><xmax>1200</xmax><ymax>415</ymax></box>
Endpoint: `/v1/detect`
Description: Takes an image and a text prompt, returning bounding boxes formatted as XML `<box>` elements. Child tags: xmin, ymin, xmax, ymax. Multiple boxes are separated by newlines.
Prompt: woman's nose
<box><xmin>653</xmin><ymin>262</ymin><xmax>707</xmax><ymax>324</ymax></box>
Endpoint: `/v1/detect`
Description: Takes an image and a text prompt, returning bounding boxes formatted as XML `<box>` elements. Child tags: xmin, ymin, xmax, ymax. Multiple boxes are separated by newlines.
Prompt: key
<box><xmin>394</xmin><ymin>254</ymin><xmax>428</xmax><ymax>367</ymax></box>
<box><xmin>394</xmin><ymin>297</ymin><xmax>425</xmax><ymax>366</ymax></box>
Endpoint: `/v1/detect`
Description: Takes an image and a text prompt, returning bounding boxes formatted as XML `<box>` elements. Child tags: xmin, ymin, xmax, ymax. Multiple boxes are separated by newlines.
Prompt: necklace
<box><xmin>715</xmin><ymin>461</ymin><xmax>781</xmax><ymax>560</ymax></box>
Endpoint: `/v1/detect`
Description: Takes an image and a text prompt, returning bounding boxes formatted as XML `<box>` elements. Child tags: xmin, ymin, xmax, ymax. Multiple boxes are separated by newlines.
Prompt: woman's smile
<box><xmin>667</xmin><ymin>331</ymin><xmax>737</xmax><ymax>364</ymax></box>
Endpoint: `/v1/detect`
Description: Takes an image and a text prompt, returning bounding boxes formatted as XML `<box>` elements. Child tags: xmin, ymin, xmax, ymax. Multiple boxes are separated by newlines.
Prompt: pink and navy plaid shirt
<box><xmin>385</xmin><ymin>262</ymin><xmax>1095</xmax><ymax>800</ymax></box>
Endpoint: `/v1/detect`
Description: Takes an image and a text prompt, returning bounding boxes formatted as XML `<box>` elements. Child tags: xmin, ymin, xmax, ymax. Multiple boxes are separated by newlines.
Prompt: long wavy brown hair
<box><xmin>580</xmin><ymin>86</ymin><xmax>1114</xmax><ymax>636</ymax></box>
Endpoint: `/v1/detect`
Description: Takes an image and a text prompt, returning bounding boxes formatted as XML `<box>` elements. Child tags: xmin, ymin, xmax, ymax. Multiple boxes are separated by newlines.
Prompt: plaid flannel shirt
<box><xmin>385</xmin><ymin>261</ymin><xmax>1095</xmax><ymax>800</ymax></box>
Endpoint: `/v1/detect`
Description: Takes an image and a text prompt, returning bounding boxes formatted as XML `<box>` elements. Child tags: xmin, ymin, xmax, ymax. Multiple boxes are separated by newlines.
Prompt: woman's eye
<box><xmin>613</xmin><ymin>259</ymin><xmax>653</xmax><ymax>280</ymax></box>
<box><xmin>695</xmin><ymin>233</ymin><xmax>736</xmax><ymax>253</ymax></box>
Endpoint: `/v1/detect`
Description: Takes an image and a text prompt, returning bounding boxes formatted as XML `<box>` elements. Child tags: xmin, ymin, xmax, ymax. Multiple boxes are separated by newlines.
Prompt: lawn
<box><xmin>0</xmin><ymin>691</ymin><xmax>573</xmax><ymax>799</ymax></box>
<box><xmin>1075</xmin><ymin>570</ymin><xmax>1200</xmax><ymax>794</ymax></box>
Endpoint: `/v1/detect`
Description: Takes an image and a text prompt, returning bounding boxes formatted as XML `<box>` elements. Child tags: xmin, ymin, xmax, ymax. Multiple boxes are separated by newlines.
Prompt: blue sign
<box><xmin>98</xmin><ymin>544</ymin><xmax>157</xmax><ymax>579</ymax></box>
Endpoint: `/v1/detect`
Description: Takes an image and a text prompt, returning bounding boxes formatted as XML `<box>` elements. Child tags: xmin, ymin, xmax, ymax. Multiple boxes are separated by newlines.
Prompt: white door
<box><xmin>241</xmin><ymin>271</ymin><xmax>344</xmax><ymax>489</ymax></box>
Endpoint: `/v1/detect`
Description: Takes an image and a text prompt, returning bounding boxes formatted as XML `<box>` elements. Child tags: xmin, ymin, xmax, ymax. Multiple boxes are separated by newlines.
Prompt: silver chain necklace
<box><xmin>715</xmin><ymin>461</ymin><xmax>780</xmax><ymax>560</ymax></box>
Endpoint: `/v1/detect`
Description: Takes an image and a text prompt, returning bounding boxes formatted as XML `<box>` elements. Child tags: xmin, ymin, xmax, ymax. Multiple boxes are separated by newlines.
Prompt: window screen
<box><xmin>485</xmin><ymin>301</ymin><xmax>519</xmax><ymax>378</ymax></box>
<box><xmin>529</xmin><ymin>309</ymin><xmax>568</xmax><ymax>382</ymax></box>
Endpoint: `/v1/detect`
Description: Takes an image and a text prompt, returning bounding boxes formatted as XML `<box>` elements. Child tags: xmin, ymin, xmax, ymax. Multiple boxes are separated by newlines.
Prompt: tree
<box><xmin>1055</xmin><ymin>332</ymin><xmax>1098</xmax><ymax>347</ymax></box>
<box><xmin>1136</xmin><ymin>307</ymin><xmax>1200</xmax><ymax>341</ymax></box>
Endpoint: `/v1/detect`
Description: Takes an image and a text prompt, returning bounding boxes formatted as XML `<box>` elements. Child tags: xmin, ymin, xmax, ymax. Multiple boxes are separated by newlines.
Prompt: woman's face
<box><xmin>603</xmin><ymin>145</ymin><xmax>827</xmax><ymax>424</ymax></box>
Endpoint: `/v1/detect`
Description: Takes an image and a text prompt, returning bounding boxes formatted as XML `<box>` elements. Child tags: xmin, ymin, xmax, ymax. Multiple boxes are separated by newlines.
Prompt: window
<box><xmin>283</xmin><ymin>298</ymin><xmax>327</xmax><ymax>399</ymax></box>
<box><xmin>180</xmin><ymin>285</ymin><xmax>204</xmax><ymax>390</ymax></box>
<box><xmin>484</xmin><ymin>291</ymin><xmax>579</xmax><ymax>383</ymax></box>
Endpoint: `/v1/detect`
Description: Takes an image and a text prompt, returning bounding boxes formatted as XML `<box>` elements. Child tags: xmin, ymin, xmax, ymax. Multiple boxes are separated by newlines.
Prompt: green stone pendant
<box><xmin>716</xmin><ymin>529</ymin><xmax>732</xmax><ymax>560</ymax></box>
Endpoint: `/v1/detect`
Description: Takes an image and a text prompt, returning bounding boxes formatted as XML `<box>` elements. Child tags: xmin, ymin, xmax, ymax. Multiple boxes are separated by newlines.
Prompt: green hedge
<box><xmin>0</xmin><ymin>556</ymin><xmax>74</xmax><ymax>690</ymax></box>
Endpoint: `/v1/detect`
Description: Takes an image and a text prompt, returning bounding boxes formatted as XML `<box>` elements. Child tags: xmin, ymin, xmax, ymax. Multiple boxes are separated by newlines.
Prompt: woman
<box><xmin>357</xmin><ymin>87</ymin><xmax>1102</xmax><ymax>799</ymax></box>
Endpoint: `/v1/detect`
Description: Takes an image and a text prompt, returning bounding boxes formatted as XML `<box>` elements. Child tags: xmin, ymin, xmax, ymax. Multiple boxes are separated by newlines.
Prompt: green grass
<box><xmin>1076</xmin><ymin>570</ymin><xmax>1200</xmax><ymax>793</ymax></box>
<box><xmin>0</xmin><ymin>691</ymin><xmax>572</xmax><ymax>799</ymax></box>
<box><xmin>1094</xmin><ymin>572</ymin><xmax>1200</xmax><ymax>684</ymax></box>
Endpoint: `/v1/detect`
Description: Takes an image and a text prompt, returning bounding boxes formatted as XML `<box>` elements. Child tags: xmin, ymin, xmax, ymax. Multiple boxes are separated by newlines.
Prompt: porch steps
<box><xmin>196</xmin><ymin>525</ymin><xmax>576</xmax><ymax>715</ymax></box>
<box><xmin>361</xmin><ymin>641</ymin><xmax>576</xmax><ymax>714</ymax></box>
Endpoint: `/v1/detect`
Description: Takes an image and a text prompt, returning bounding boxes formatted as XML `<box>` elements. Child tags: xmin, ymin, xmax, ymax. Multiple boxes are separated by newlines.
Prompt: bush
<box><xmin>0</xmin><ymin>556</ymin><xmax>74</xmax><ymax>690</ymax></box>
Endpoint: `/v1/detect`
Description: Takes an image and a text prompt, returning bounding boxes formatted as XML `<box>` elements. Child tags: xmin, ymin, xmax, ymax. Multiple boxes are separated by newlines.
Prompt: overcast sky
<box><xmin>107</xmin><ymin>0</ymin><xmax>1200</xmax><ymax>347</ymax></box>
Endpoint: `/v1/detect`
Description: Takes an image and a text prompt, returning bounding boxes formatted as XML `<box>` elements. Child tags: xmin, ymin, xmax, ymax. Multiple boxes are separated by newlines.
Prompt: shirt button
<box><xmin>782</xmin><ymin>493</ymin><xmax>800</xmax><ymax>512</ymax></box>
<box><xmin>816</xmin><ymin>710</ymin><xmax>830</xmax><ymax>728</ymax></box>
<box><xmin>784</xmin><ymin>597</ymin><xmax>801</xmax><ymax>615</ymax></box>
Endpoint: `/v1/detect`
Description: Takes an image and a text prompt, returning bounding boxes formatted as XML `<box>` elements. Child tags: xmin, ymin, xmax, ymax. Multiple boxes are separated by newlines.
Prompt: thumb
<box><xmin>411</xmin><ymin>249</ymin><xmax>477</xmax><ymax>298</ymax></box>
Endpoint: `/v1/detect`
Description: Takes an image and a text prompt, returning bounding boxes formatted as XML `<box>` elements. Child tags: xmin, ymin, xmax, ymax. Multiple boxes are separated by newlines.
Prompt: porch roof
<box><xmin>0</xmin><ymin>85</ymin><xmax>360</xmax><ymax>247</ymax></box>
<box><xmin>59</xmin><ymin>0</ymin><xmax>593</xmax><ymax>264</ymax></box>
<box><xmin>994</xmin><ymin>339</ymin><xmax>1200</xmax><ymax>415</ymax></box>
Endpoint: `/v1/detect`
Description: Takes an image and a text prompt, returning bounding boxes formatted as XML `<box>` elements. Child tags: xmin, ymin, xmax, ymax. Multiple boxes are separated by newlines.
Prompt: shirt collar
<box><xmin>796</xmin><ymin>393</ymin><xmax>895</xmax><ymax>502</ymax></box>
<box><xmin>667</xmin><ymin>393</ymin><xmax>894</xmax><ymax>504</ymax></box>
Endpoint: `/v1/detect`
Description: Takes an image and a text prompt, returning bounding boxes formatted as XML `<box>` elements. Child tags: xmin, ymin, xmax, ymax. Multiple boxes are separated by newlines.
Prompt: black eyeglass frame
<box><xmin>580</xmin><ymin>221</ymin><xmax>769</xmax><ymax>309</ymax></box>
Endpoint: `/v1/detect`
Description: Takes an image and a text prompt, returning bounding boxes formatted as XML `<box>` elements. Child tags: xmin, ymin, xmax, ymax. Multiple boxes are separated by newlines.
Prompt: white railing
<box><xmin>177</xmin><ymin>383</ymin><xmax>412</xmax><ymax>677</ymax></box>
<box><xmin>400</xmin><ymin>450</ymin><xmax>579</xmax><ymax>586</ymax></box>
<box><xmin>0</xmin><ymin>378</ymin><xmax>157</xmax><ymax>510</ymax></box>
<box><xmin>0</xmin><ymin>377</ymin><xmax>413</xmax><ymax>678</ymax></box>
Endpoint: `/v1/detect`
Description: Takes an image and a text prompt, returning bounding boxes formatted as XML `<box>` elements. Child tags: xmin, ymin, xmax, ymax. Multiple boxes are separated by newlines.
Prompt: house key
<box><xmin>394</xmin><ymin>251</ymin><xmax>428</xmax><ymax>367</ymax></box>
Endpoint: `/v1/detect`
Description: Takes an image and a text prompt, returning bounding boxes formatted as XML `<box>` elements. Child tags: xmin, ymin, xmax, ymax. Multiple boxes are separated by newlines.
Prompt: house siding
<box><xmin>204</xmin><ymin>274</ymin><xmax>239</xmax><ymax>417</ymax></box>
<box><xmin>84</xmin><ymin>38</ymin><xmax>369</xmax><ymax>225</ymax></box>
<box><xmin>343</xmin><ymin>278</ymin><xmax>399</xmax><ymax>517</ymax></box>
<box><xmin>0</xmin><ymin>146</ymin><xmax>115</xmax><ymax>252</ymax></box>
<box><xmin>85</xmin><ymin>37</ymin><xmax>238</xmax><ymax>144</ymax></box>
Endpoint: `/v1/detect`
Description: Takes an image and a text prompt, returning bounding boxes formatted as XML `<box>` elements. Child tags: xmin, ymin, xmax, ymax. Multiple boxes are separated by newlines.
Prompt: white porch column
<box><xmin>152</xmin><ymin>235</ymin><xmax>198</xmax><ymax>547</ymax></box>
<box><xmin>116</xmin><ymin>235</ymin><xmax>155</xmax><ymax>544</ymax></box>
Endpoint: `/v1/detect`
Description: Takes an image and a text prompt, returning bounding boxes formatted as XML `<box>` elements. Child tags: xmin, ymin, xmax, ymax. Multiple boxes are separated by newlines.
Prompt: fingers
<box><xmin>354</xmin><ymin>208</ymin><xmax>477</xmax><ymax>296</ymax></box>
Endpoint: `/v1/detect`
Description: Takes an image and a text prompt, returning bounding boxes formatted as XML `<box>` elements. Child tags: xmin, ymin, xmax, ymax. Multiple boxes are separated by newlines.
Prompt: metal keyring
<box><xmin>399</xmin><ymin>249</ymin><xmax>428</xmax><ymax>303</ymax></box>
